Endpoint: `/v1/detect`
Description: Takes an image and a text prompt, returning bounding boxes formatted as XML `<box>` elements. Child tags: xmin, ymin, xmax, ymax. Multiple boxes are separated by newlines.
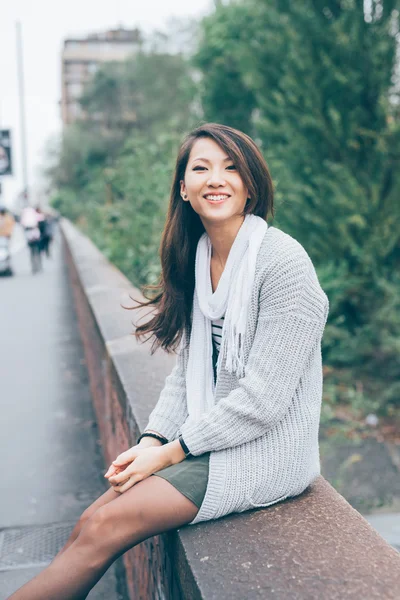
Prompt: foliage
<box><xmin>48</xmin><ymin>8</ymin><xmax>400</xmax><ymax>417</ymax></box>
<box><xmin>83</xmin><ymin>131</ymin><xmax>182</xmax><ymax>285</ymax></box>
<box><xmin>80</xmin><ymin>51</ymin><xmax>197</xmax><ymax>136</ymax></box>
<box><xmin>48</xmin><ymin>45</ymin><xmax>199</xmax><ymax>287</ymax></box>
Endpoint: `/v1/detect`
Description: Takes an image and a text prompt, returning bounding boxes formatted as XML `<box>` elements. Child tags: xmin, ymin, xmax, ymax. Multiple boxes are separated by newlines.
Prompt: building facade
<box><xmin>61</xmin><ymin>27</ymin><xmax>141</xmax><ymax>126</ymax></box>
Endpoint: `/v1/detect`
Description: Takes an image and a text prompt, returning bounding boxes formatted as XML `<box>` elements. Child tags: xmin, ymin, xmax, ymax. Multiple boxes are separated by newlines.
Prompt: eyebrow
<box><xmin>191</xmin><ymin>157</ymin><xmax>232</xmax><ymax>164</ymax></box>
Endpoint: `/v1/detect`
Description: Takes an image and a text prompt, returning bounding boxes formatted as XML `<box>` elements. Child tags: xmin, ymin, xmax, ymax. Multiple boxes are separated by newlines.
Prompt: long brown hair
<box><xmin>131</xmin><ymin>122</ymin><xmax>274</xmax><ymax>354</ymax></box>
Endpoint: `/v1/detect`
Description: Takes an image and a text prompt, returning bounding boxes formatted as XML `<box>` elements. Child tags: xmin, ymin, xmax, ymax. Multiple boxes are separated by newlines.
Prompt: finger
<box><xmin>108</xmin><ymin>468</ymin><xmax>129</xmax><ymax>485</ymax></box>
<box><xmin>111</xmin><ymin>478</ymin><xmax>129</xmax><ymax>490</ymax></box>
<box><xmin>104</xmin><ymin>464</ymin><xmax>125</xmax><ymax>479</ymax></box>
<box><xmin>104</xmin><ymin>465</ymin><xmax>117</xmax><ymax>478</ymax></box>
<box><xmin>109</xmin><ymin>467</ymin><xmax>135</xmax><ymax>485</ymax></box>
<box><xmin>117</xmin><ymin>475</ymin><xmax>143</xmax><ymax>493</ymax></box>
<box><xmin>112</xmin><ymin>454</ymin><xmax>131</xmax><ymax>466</ymax></box>
<box><xmin>110</xmin><ymin>476</ymin><xmax>131</xmax><ymax>492</ymax></box>
<box><xmin>115</xmin><ymin>464</ymin><xmax>130</xmax><ymax>473</ymax></box>
<box><xmin>108</xmin><ymin>473</ymin><xmax>129</xmax><ymax>488</ymax></box>
<box><xmin>113</xmin><ymin>450</ymin><xmax>138</xmax><ymax>466</ymax></box>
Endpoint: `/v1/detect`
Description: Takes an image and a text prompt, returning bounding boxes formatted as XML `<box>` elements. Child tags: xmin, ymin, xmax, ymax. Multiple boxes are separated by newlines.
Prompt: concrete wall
<box><xmin>62</xmin><ymin>219</ymin><xmax>400</xmax><ymax>600</ymax></box>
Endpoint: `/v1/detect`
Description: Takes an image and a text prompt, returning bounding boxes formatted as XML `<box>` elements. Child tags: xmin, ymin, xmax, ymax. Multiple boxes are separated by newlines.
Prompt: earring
<box><xmin>182</xmin><ymin>193</ymin><xmax>187</xmax><ymax>200</ymax></box>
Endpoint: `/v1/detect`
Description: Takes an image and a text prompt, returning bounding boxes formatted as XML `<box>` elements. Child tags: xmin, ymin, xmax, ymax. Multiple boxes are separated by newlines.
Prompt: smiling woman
<box><xmin>133</xmin><ymin>122</ymin><xmax>274</xmax><ymax>354</ymax></box>
<box><xmin>8</xmin><ymin>123</ymin><xmax>328</xmax><ymax>600</ymax></box>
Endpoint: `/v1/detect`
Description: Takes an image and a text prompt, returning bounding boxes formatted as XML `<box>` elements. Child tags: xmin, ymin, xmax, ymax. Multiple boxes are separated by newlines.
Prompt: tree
<box><xmin>80</xmin><ymin>51</ymin><xmax>197</xmax><ymax>137</ymax></box>
<box><xmin>194</xmin><ymin>4</ymin><xmax>257</xmax><ymax>132</ymax></box>
<box><xmin>195</xmin><ymin>0</ymin><xmax>400</xmax><ymax>414</ymax></box>
<box><xmin>47</xmin><ymin>44</ymin><xmax>198</xmax><ymax>288</ymax></box>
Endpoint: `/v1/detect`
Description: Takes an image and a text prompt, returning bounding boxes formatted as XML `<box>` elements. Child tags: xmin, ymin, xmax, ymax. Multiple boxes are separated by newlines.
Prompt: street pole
<box><xmin>16</xmin><ymin>21</ymin><xmax>29</xmax><ymax>206</ymax></box>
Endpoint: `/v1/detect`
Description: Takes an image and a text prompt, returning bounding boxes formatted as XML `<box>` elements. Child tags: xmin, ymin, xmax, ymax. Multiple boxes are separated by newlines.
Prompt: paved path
<box><xmin>365</xmin><ymin>513</ymin><xmax>400</xmax><ymax>552</ymax></box>
<box><xmin>0</xmin><ymin>227</ymin><xmax>127</xmax><ymax>599</ymax></box>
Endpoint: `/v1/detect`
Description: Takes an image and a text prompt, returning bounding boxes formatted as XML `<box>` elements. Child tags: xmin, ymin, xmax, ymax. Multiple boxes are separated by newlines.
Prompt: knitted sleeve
<box><xmin>144</xmin><ymin>338</ymin><xmax>189</xmax><ymax>441</ymax></box>
<box><xmin>179</xmin><ymin>250</ymin><xmax>329</xmax><ymax>455</ymax></box>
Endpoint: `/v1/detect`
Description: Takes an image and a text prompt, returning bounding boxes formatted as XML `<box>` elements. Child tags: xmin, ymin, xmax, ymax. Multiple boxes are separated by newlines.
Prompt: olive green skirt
<box><xmin>152</xmin><ymin>453</ymin><xmax>210</xmax><ymax>509</ymax></box>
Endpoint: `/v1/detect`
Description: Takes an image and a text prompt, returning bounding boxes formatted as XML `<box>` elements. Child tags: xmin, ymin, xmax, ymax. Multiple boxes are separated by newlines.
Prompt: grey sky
<box><xmin>0</xmin><ymin>0</ymin><xmax>212</xmax><ymax>208</ymax></box>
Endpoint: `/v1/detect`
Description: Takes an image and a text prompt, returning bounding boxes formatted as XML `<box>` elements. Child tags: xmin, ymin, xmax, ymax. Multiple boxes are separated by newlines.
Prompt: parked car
<box><xmin>0</xmin><ymin>236</ymin><xmax>13</xmax><ymax>276</ymax></box>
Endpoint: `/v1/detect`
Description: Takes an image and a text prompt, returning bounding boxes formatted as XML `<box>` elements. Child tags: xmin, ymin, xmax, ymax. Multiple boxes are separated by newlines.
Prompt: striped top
<box><xmin>211</xmin><ymin>316</ymin><xmax>224</xmax><ymax>353</ymax></box>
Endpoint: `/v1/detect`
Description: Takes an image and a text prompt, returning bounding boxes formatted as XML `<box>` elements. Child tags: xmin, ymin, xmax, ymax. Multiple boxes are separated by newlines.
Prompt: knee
<box><xmin>77</xmin><ymin>504</ymin><xmax>143</xmax><ymax>558</ymax></box>
<box><xmin>77</xmin><ymin>506</ymin><xmax>115</xmax><ymax>548</ymax></box>
<box><xmin>76</xmin><ymin>506</ymin><xmax>94</xmax><ymax>532</ymax></box>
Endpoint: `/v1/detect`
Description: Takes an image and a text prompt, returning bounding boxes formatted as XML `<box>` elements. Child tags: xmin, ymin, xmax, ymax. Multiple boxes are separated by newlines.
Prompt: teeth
<box><xmin>205</xmin><ymin>195</ymin><xmax>229</xmax><ymax>201</ymax></box>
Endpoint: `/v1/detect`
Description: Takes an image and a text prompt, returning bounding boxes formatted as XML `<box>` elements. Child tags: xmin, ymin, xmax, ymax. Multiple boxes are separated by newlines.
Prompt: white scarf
<box><xmin>186</xmin><ymin>214</ymin><xmax>268</xmax><ymax>420</ymax></box>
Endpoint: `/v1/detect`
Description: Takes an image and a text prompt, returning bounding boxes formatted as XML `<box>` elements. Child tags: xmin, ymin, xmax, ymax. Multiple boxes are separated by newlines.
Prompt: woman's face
<box><xmin>180</xmin><ymin>137</ymin><xmax>249</xmax><ymax>226</ymax></box>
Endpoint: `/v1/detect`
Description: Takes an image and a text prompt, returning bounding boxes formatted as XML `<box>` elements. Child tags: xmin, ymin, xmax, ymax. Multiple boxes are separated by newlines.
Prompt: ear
<box><xmin>180</xmin><ymin>181</ymin><xmax>188</xmax><ymax>201</ymax></box>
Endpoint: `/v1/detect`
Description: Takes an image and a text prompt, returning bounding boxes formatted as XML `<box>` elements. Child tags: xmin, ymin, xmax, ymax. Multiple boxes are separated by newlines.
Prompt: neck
<box><xmin>203</xmin><ymin>216</ymin><xmax>245</xmax><ymax>267</ymax></box>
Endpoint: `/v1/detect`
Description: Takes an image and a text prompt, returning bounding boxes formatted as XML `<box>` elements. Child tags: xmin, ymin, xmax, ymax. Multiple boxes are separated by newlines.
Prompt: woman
<box><xmin>10</xmin><ymin>123</ymin><xmax>328</xmax><ymax>599</ymax></box>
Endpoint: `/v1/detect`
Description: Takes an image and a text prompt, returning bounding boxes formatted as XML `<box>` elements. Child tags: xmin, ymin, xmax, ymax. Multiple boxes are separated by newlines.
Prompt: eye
<box><xmin>193</xmin><ymin>166</ymin><xmax>206</xmax><ymax>171</ymax></box>
<box><xmin>226</xmin><ymin>165</ymin><xmax>236</xmax><ymax>170</ymax></box>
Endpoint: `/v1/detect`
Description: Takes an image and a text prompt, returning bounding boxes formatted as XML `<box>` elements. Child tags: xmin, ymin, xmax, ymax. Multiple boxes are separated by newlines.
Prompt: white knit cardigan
<box><xmin>145</xmin><ymin>226</ymin><xmax>329</xmax><ymax>525</ymax></box>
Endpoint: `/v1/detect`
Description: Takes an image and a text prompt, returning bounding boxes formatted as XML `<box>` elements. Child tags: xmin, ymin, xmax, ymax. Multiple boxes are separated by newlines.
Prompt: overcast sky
<box><xmin>0</xmin><ymin>0</ymin><xmax>213</xmax><ymax>208</ymax></box>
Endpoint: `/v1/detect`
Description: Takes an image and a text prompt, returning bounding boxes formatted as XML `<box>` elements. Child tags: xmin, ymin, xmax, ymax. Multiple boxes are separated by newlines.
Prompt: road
<box><xmin>0</xmin><ymin>226</ymin><xmax>127</xmax><ymax>598</ymax></box>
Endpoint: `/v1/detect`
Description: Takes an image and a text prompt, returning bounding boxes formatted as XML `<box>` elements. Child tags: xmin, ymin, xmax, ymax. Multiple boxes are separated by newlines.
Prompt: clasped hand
<box><xmin>104</xmin><ymin>445</ymin><xmax>168</xmax><ymax>494</ymax></box>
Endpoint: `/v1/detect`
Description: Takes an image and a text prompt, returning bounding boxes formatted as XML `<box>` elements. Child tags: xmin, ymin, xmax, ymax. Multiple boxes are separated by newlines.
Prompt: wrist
<box><xmin>138</xmin><ymin>437</ymin><xmax>163</xmax><ymax>448</ymax></box>
<box><xmin>162</xmin><ymin>439</ymin><xmax>186</xmax><ymax>466</ymax></box>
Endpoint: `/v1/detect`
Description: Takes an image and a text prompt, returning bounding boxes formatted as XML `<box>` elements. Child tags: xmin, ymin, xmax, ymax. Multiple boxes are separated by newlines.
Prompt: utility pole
<box><xmin>16</xmin><ymin>21</ymin><xmax>29</xmax><ymax>206</ymax></box>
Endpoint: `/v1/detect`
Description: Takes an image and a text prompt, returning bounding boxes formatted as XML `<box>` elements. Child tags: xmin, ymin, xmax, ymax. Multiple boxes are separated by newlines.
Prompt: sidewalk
<box><xmin>0</xmin><ymin>229</ymin><xmax>127</xmax><ymax>599</ymax></box>
<box><xmin>320</xmin><ymin>434</ymin><xmax>400</xmax><ymax>551</ymax></box>
<box><xmin>365</xmin><ymin>513</ymin><xmax>400</xmax><ymax>551</ymax></box>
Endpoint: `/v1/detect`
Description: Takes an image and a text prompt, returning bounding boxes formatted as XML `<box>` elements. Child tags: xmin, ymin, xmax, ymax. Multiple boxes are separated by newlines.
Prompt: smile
<box><xmin>204</xmin><ymin>194</ymin><xmax>230</xmax><ymax>203</ymax></box>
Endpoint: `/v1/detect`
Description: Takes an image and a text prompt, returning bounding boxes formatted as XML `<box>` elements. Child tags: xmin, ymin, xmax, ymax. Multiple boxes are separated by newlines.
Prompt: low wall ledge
<box><xmin>61</xmin><ymin>219</ymin><xmax>400</xmax><ymax>600</ymax></box>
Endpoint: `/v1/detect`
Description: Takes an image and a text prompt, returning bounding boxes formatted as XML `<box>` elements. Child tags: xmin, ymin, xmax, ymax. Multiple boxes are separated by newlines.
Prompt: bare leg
<box><xmin>30</xmin><ymin>244</ymin><xmax>41</xmax><ymax>273</ymax></box>
<box><xmin>29</xmin><ymin>245</ymin><xmax>36</xmax><ymax>274</ymax></box>
<box><xmin>36</xmin><ymin>245</ymin><xmax>42</xmax><ymax>271</ymax></box>
<box><xmin>8</xmin><ymin>476</ymin><xmax>199</xmax><ymax>600</ymax></box>
<box><xmin>54</xmin><ymin>486</ymin><xmax>119</xmax><ymax>558</ymax></box>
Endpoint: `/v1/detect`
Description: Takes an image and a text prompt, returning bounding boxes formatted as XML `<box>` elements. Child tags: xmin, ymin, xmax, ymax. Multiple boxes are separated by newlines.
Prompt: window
<box><xmin>67</xmin><ymin>82</ymin><xmax>83</xmax><ymax>99</ymax></box>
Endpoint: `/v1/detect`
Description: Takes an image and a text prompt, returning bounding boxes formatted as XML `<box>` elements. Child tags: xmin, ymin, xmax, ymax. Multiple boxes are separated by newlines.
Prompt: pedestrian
<box><xmin>0</xmin><ymin>206</ymin><xmax>15</xmax><ymax>239</ymax></box>
<box><xmin>0</xmin><ymin>206</ymin><xmax>15</xmax><ymax>240</ymax></box>
<box><xmin>9</xmin><ymin>123</ymin><xmax>329</xmax><ymax>599</ymax></box>
<box><xmin>36</xmin><ymin>207</ymin><xmax>53</xmax><ymax>258</ymax></box>
<box><xmin>20</xmin><ymin>205</ymin><xmax>43</xmax><ymax>274</ymax></box>
<box><xmin>0</xmin><ymin>206</ymin><xmax>15</xmax><ymax>276</ymax></box>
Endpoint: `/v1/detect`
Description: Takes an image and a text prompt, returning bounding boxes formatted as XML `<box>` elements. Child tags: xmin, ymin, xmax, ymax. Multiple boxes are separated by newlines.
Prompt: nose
<box><xmin>207</xmin><ymin>169</ymin><xmax>226</xmax><ymax>187</ymax></box>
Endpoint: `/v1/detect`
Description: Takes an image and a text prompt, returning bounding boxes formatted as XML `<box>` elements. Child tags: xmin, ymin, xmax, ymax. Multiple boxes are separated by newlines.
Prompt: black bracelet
<box><xmin>137</xmin><ymin>432</ymin><xmax>168</xmax><ymax>445</ymax></box>
<box><xmin>178</xmin><ymin>435</ymin><xmax>192</xmax><ymax>458</ymax></box>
